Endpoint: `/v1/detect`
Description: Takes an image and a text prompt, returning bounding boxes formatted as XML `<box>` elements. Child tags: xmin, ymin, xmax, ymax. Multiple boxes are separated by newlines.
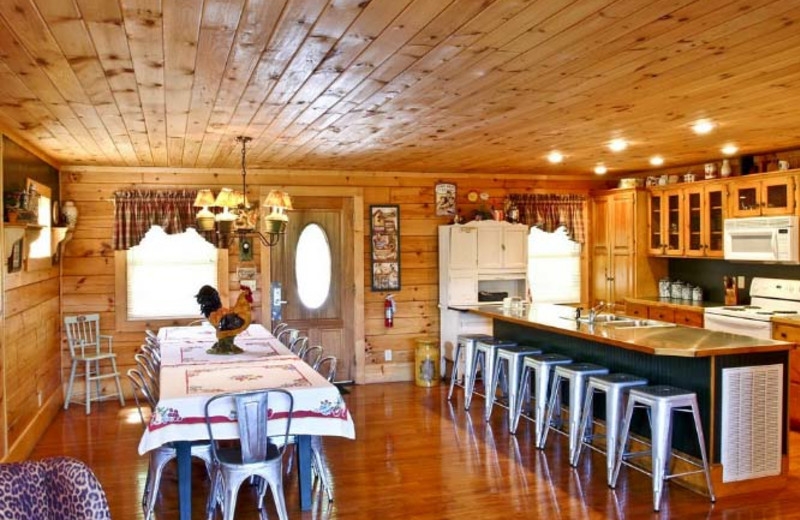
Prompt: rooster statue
<box><xmin>195</xmin><ymin>285</ymin><xmax>254</xmax><ymax>355</ymax></box>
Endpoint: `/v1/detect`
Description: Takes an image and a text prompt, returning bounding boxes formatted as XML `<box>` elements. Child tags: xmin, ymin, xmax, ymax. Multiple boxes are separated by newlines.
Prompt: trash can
<box><xmin>415</xmin><ymin>337</ymin><xmax>440</xmax><ymax>387</ymax></box>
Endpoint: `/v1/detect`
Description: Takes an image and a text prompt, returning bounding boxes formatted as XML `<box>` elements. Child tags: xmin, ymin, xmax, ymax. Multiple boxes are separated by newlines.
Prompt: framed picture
<box><xmin>370</xmin><ymin>205</ymin><xmax>401</xmax><ymax>291</ymax></box>
<box><xmin>435</xmin><ymin>183</ymin><xmax>456</xmax><ymax>216</ymax></box>
<box><xmin>8</xmin><ymin>238</ymin><xmax>22</xmax><ymax>273</ymax></box>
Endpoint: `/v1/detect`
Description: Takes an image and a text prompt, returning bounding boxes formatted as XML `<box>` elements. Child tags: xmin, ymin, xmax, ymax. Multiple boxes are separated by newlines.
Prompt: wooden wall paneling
<box><xmin>0</xmin><ymin>135</ymin><xmax>5</xmax><ymax>456</ymax></box>
<box><xmin>62</xmin><ymin>166</ymin><xmax>597</xmax><ymax>383</ymax></box>
<box><xmin>0</xmin><ymin>134</ymin><xmax>62</xmax><ymax>462</ymax></box>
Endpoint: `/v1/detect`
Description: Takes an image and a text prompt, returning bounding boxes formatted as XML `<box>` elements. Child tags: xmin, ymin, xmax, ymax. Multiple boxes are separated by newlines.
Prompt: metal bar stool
<box><xmin>448</xmin><ymin>334</ymin><xmax>492</xmax><ymax>407</ymax></box>
<box><xmin>512</xmin><ymin>353</ymin><xmax>573</xmax><ymax>438</ymax></box>
<box><xmin>572</xmin><ymin>373</ymin><xmax>648</xmax><ymax>483</ymax></box>
<box><xmin>469</xmin><ymin>339</ymin><xmax>517</xmax><ymax>418</ymax></box>
<box><xmin>541</xmin><ymin>363</ymin><xmax>609</xmax><ymax>462</ymax></box>
<box><xmin>610</xmin><ymin>385</ymin><xmax>715</xmax><ymax>512</ymax></box>
<box><xmin>486</xmin><ymin>346</ymin><xmax>542</xmax><ymax>428</ymax></box>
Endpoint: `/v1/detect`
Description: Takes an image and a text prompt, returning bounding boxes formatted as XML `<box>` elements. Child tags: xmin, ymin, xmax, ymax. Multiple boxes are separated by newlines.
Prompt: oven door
<box><xmin>703</xmin><ymin>313</ymin><xmax>773</xmax><ymax>340</ymax></box>
<box><xmin>724</xmin><ymin>228</ymin><xmax>778</xmax><ymax>262</ymax></box>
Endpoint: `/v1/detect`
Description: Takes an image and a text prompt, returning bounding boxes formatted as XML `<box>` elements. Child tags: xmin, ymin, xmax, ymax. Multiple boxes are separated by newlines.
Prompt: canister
<box><xmin>681</xmin><ymin>284</ymin><xmax>693</xmax><ymax>300</ymax></box>
<box><xmin>414</xmin><ymin>337</ymin><xmax>440</xmax><ymax>387</ymax></box>
<box><xmin>670</xmin><ymin>281</ymin><xmax>684</xmax><ymax>300</ymax></box>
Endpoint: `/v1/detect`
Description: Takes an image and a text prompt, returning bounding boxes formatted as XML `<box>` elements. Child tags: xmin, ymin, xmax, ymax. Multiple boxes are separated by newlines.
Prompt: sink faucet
<box><xmin>588</xmin><ymin>301</ymin><xmax>606</xmax><ymax>323</ymax></box>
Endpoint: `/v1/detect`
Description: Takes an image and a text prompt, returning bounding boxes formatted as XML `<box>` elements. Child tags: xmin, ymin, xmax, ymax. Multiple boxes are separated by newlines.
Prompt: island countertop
<box><xmin>469</xmin><ymin>304</ymin><xmax>792</xmax><ymax>358</ymax></box>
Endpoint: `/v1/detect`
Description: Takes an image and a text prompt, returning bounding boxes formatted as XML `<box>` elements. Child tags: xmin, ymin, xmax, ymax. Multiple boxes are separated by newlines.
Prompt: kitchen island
<box><xmin>468</xmin><ymin>304</ymin><xmax>794</xmax><ymax>497</ymax></box>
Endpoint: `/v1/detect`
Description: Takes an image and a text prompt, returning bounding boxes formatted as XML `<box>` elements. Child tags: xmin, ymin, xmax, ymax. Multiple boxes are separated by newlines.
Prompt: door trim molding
<box><xmin>259</xmin><ymin>186</ymin><xmax>365</xmax><ymax>384</ymax></box>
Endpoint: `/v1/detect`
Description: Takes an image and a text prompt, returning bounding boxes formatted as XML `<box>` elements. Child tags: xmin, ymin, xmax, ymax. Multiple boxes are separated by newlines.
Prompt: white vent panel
<box><xmin>721</xmin><ymin>364</ymin><xmax>783</xmax><ymax>483</ymax></box>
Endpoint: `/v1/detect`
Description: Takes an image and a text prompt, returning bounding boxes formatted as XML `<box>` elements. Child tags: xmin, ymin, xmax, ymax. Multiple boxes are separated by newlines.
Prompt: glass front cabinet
<box><xmin>683</xmin><ymin>183</ymin><xmax>726</xmax><ymax>258</ymax></box>
<box><xmin>647</xmin><ymin>189</ymin><xmax>683</xmax><ymax>256</ymax></box>
<box><xmin>730</xmin><ymin>175</ymin><xmax>794</xmax><ymax>217</ymax></box>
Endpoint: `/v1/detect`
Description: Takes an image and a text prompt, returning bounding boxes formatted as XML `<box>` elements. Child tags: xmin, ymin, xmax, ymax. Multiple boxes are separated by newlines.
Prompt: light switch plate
<box><xmin>384</xmin><ymin>349</ymin><xmax>392</xmax><ymax>362</ymax></box>
<box><xmin>737</xmin><ymin>276</ymin><xmax>746</xmax><ymax>289</ymax></box>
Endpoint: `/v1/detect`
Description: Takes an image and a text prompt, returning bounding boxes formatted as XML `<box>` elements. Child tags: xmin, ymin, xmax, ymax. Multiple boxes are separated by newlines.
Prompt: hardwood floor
<box><xmin>30</xmin><ymin>382</ymin><xmax>800</xmax><ymax>519</ymax></box>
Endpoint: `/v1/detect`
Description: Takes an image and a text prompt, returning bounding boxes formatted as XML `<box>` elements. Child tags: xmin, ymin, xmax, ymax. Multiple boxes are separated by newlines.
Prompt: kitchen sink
<box><xmin>576</xmin><ymin>314</ymin><xmax>633</xmax><ymax>324</ymax></box>
<box><xmin>604</xmin><ymin>319</ymin><xmax>676</xmax><ymax>329</ymax></box>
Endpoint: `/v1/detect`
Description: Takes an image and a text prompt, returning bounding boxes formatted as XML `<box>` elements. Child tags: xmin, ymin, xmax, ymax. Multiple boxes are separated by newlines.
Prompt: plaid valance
<box><xmin>113</xmin><ymin>189</ymin><xmax>199</xmax><ymax>250</ymax></box>
<box><xmin>507</xmin><ymin>193</ymin><xmax>586</xmax><ymax>244</ymax></box>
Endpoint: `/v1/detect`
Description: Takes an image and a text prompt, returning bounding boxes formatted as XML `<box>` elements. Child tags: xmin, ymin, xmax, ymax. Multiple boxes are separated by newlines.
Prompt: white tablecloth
<box><xmin>139</xmin><ymin>324</ymin><xmax>355</xmax><ymax>455</ymax></box>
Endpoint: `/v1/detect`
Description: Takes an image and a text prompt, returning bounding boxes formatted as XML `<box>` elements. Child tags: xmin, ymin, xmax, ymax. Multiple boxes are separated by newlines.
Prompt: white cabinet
<box><xmin>477</xmin><ymin>226</ymin><xmax>503</xmax><ymax>269</ymax></box>
<box><xmin>449</xmin><ymin>226</ymin><xmax>477</xmax><ymax>269</ymax></box>
<box><xmin>447</xmin><ymin>272</ymin><xmax>478</xmax><ymax>305</ymax></box>
<box><xmin>502</xmin><ymin>226</ymin><xmax>528</xmax><ymax>270</ymax></box>
<box><xmin>439</xmin><ymin>221</ymin><xmax>529</xmax><ymax>306</ymax></box>
<box><xmin>475</xmin><ymin>222</ymin><xmax>529</xmax><ymax>272</ymax></box>
<box><xmin>439</xmin><ymin>221</ymin><xmax>530</xmax><ymax>377</ymax></box>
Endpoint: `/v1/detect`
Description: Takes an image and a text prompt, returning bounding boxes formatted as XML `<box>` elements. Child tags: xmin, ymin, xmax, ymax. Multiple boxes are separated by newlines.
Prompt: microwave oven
<box><xmin>724</xmin><ymin>216</ymin><xmax>800</xmax><ymax>263</ymax></box>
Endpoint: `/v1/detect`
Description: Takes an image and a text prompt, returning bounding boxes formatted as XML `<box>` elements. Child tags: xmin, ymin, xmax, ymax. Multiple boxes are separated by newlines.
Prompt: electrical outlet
<box><xmin>737</xmin><ymin>276</ymin><xmax>746</xmax><ymax>289</ymax></box>
<box><xmin>384</xmin><ymin>349</ymin><xmax>393</xmax><ymax>362</ymax></box>
<box><xmin>37</xmin><ymin>391</ymin><xmax>42</xmax><ymax>408</ymax></box>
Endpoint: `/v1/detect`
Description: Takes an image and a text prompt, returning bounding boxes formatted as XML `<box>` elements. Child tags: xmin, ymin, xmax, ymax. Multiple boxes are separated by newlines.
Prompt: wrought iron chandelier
<box><xmin>194</xmin><ymin>136</ymin><xmax>292</xmax><ymax>248</ymax></box>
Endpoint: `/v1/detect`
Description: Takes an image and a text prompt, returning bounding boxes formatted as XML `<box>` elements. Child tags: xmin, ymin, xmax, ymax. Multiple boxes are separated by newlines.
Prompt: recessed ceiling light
<box><xmin>721</xmin><ymin>144</ymin><xmax>738</xmax><ymax>155</ymax></box>
<box><xmin>594</xmin><ymin>164</ymin><xmax>607</xmax><ymax>175</ymax></box>
<box><xmin>649</xmin><ymin>156</ymin><xmax>665</xmax><ymax>167</ymax></box>
<box><xmin>547</xmin><ymin>151</ymin><xmax>564</xmax><ymax>164</ymax></box>
<box><xmin>608</xmin><ymin>139</ymin><xmax>628</xmax><ymax>152</ymax></box>
<box><xmin>692</xmin><ymin>119</ymin><xmax>715</xmax><ymax>135</ymax></box>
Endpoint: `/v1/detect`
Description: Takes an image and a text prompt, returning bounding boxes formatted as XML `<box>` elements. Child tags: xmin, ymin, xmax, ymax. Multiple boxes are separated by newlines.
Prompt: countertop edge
<box><xmin>469</xmin><ymin>307</ymin><xmax>793</xmax><ymax>358</ymax></box>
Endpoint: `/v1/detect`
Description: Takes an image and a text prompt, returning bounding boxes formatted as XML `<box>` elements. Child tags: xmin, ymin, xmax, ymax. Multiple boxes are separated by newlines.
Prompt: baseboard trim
<box><xmin>3</xmin><ymin>390</ymin><xmax>61</xmax><ymax>462</ymax></box>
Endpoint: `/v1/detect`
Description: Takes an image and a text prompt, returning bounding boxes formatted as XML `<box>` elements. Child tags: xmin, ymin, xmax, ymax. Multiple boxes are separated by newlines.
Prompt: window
<box><xmin>126</xmin><ymin>226</ymin><xmax>218</xmax><ymax>320</ymax></box>
<box><xmin>528</xmin><ymin>226</ymin><xmax>581</xmax><ymax>304</ymax></box>
<box><xmin>295</xmin><ymin>223</ymin><xmax>331</xmax><ymax>309</ymax></box>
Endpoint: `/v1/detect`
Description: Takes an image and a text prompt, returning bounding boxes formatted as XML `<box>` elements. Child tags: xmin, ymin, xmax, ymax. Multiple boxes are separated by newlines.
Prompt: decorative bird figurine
<box><xmin>195</xmin><ymin>285</ymin><xmax>254</xmax><ymax>355</ymax></box>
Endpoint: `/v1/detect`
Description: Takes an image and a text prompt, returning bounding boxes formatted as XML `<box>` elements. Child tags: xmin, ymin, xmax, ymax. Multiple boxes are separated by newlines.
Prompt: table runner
<box><xmin>138</xmin><ymin>324</ymin><xmax>355</xmax><ymax>455</ymax></box>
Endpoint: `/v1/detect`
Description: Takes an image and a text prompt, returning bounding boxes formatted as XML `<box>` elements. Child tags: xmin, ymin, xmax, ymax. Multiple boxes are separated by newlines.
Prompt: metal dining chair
<box><xmin>302</xmin><ymin>345</ymin><xmax>324</xmax><ymax>368</ymax></box>
<box><xmin>141</xmin><ymin>343</ymin><xmax>162</xmax><ymax>365</ymax></box>
<box><xmin>134</xmin><ymin>353</ymin><xmax>160</xmax><ymax>397</ymax></box>
<box><xmin>311</xmin><ymin>356</ymin><xmax>337</xmax><ymax>501</ymax></box>
<box><xmin>290</xmin><ymin>337</ymin><xmax>309</xmax><ymax>357</ymax></box>
<box><xmin>276</xmin><ymin>328</ymin><xmax>299</xmax><ymax>347</ymax></box>
<box><xmin>204</xmin><ymin>389</ymin><xmax>294</xmax><ymax>520</ymax></box>
<box><xmin>127</xmin><ymin>369</ymin><xmax>212</xmax><ymax>520</ymax></box>
<box><xmin>315</xmin><ymin>356</ymin><xmax>337</xmax><ymax>381</ymax></box>
<box><xmin>63</xmin><ymin>314</ymin><xmax>125</xmax><ymax>414</ymax></box>
<box><xmin>272</xmin><ymin>322</ymin><xmax>289</xmax><ymax>336</ymax></box>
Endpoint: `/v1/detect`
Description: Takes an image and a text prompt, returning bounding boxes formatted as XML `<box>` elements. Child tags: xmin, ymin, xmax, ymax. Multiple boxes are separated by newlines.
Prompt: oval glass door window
<box><xmin>295</xmin><ymin>223</ymin><xmax>332</xmax><ymax>309</ymax></box>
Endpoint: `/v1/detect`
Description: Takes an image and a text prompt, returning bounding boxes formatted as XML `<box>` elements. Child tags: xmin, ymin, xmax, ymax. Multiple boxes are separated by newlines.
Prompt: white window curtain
<box><xmin>127</xmin><ymin>226</ymin><xmax>218</xmax><ymax>320</ymax></box>
<box><xmin>528</xmin><ymin>226</ymin><xmax>581</xmax><ymax>304</ymax></box>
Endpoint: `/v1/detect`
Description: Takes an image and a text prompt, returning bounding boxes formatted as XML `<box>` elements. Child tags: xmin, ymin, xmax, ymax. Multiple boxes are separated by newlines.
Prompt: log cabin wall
<box><xmin>1</xmin><ymin>136</ymin><xmax>62</xmax><ymax>462</ymax></box>
<box><xmin>61</xmin><ymin>166</ymin><xmax>604</xmax><ymax>390</ymax></box>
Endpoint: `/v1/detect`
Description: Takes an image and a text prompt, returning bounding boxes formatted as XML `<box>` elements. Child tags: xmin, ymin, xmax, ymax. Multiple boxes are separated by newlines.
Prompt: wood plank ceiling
<box><xmin>1</xmin><ymin>0</ymin><xmax>800</xmax><ymax>174</ymax></box>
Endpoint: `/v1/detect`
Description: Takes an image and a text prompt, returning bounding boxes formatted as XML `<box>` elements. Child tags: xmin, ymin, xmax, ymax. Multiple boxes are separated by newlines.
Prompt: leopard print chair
<box><xmin>0</xmin><ymin>456</ymin><xmax>111</xmax><ymax>519</ymax></box>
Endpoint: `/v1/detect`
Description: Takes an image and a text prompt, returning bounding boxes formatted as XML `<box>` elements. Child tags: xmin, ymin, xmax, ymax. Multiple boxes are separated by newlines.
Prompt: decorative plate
<box><xmin>52</xmin><ymin>200</ymin><xmax>60</xmax><ymax>226</ymax></box>
<box><xmin>479</xmin><ymin>192</ymin><xmax>490</xmax><ymax>201</ymax></box>
<box><xmin>467</xmin><ymin>190</ymin><xmax>479</xmax><ymax>202</ymax></box>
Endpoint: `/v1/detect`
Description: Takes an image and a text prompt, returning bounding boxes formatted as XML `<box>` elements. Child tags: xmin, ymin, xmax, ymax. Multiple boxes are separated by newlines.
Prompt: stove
<box><xmin>705</xmin><ymin>278</ymin><xmax>800</xmax><ymax>339</ymax></box>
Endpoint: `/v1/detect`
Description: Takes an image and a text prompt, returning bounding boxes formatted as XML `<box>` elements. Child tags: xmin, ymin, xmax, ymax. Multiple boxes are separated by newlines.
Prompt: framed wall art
<box><xmin>435</xmin><ymin>182</ymin><xmax>456</xmax><ymax>216</ymax></box>
<box><xmin>370</xmin><ymin>205</ymin><xmax>401</xmax><ymax>291</ymax></box>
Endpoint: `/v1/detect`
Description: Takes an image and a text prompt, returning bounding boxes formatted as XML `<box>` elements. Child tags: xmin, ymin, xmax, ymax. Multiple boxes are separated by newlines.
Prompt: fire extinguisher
<box><xmin>384</xmin><ymin>294</ymin><xmax>396</xmax><ymax>328</ymax></box>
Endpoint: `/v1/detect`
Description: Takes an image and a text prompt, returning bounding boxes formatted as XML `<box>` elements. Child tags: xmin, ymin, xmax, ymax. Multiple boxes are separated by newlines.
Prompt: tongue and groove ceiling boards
<box><xmin>0</xmin><ymin>0</ymin><xmax>799</xmax><ymax>174</ymax></box>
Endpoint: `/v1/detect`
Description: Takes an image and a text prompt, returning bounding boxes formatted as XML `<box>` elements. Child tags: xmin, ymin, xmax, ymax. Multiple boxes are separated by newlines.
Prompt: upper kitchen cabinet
<box><xmin>448</xmin><ymin>225</ymin><xmax>478</xmax><ymax>270</ymax></box>
<box><xmin>683</xmin><ymin>183</ymin><xmax>727</xmax><ymax>258</ymax></box>
<box><xmin>475</xmin><ymin>221</ymin><xmax>529</xmax><ymax>272</ymax></box>
<box><xmin>730</xmin><ymin>175</ymin><xmax>795</xmax><ymax>217</ymax></box>
<box><xmin>591</xmin><ymin>189</ymin><xmax>666</xmax><ymax>308</ymax></box>
<box><xmin>647</xmin><ymin>188</ymin><xmax>683</xmax><ymax>256</ymax></box>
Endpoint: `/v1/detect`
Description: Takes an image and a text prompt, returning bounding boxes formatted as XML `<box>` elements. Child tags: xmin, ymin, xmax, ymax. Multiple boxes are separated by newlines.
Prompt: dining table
<box><xmin>138</xmin><ymin>323</ymin><xmax>356</xmax><ymax>520</ymax></box>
